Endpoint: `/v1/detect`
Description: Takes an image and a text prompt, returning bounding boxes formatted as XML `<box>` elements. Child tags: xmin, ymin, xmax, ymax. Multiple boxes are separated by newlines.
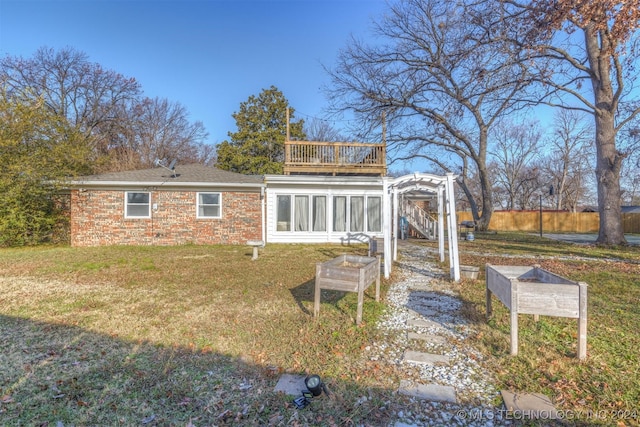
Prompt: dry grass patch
<box><xmin>421</xmin><ymin>233</ymin><xmax>640</xmax><ymax>426</ymax></box>
<box><xmin>0</xmin><ymin>244</ymin><xmax>398</xmax><ymax>425</ymax></box>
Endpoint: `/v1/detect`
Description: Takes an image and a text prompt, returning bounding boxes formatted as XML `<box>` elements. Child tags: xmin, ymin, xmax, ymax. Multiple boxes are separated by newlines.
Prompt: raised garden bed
<box><xmin>314</xmin><ymin>254</ymin><xmax>380</xmax><ymax>325</ymax></box>
<box><xmin>486</xmin><ymin>264</ymin><xmax>588</xmax><ymax>359</ymax></box>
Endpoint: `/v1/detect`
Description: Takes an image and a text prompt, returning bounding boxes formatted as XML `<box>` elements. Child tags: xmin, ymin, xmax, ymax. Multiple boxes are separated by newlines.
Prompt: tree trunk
<box><xmin>585</xmin><ymin>25</ymin><xmax>627</xmax><ymax>245</ymax></box>
<box><xmin>476</xmin><ymin>171</ymin><xmax>493</xmax><ymax>231</ymax></box>
<box><xmin>457</xmin><ymin>177</ymin><xmax>493</xmax><ymax>231</ymax></box>
<box><xmin>459</xmin><ymin>166</ymin><xmax>493</xmax><ymax>231</ymax></box>
<box><xmin>594</xmin><ymin>110</ymin><xmax>626</xmax><ymax>245</ymax></box>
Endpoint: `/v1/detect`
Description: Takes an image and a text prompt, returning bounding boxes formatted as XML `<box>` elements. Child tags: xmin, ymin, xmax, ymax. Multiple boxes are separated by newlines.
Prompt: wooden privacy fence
<box><xmin>456</xmin><ymin>211</ymin><xmax>640</xmax><ymax>233</ymax></box>
<box><xmin>622</xmin><ymin>213</ymin><xmax>640</xmax><ymax>233</ymax></box>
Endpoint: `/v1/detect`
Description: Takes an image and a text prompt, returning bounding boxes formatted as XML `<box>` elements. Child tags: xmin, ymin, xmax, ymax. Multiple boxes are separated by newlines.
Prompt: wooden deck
<box><xmin>284</xmin><ymin>140</ymin><xmax>386</xmax><ymax>176</ymax></box>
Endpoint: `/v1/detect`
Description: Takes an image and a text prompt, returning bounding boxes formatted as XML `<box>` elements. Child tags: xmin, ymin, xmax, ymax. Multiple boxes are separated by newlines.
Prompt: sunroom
<box><xmin>264</xmin><ymin>175</ymin><xmax>385</xmax><ymax>244</ymax></box>
<box><xmin>264</xmin><ymin>172</ymin><xmax>460</xmax><ymax>281</ymax></box>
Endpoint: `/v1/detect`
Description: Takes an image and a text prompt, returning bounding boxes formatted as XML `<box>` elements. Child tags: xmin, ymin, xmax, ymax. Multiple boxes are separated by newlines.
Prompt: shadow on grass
<box><xmin>288</xmin><ymin>243</ymin><xmax>377</xmax><ymax>321</ymax></box>
<box><xmin>290</xmin><ymin>278</ymin><xmax>377</xmax><ymax>322</ymax></box>
<box><xmin>0</xmin><ymin>314</ymin><xmax>396</xmax><ymax>426</ymax></box>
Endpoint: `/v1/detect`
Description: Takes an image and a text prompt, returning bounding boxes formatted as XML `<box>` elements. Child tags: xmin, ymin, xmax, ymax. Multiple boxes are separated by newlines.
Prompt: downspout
<box><xmin>383</xmin><ymin>177</ymin><xmax>392</xmax><ymax>279</ymax></box>
<box><xmin>393</xmin><ymin>187</ymin><xmax>398</xmax><ymax>261</ymax></box>
<box><xmin>438</xmin><ymin>185</ymin><xmax>445</xmax><ymax>263</ymax></box>
<box><xmin>261</xmin><ymin>185</ymin><xmax>266</xmax><ymax>243</ymax></box>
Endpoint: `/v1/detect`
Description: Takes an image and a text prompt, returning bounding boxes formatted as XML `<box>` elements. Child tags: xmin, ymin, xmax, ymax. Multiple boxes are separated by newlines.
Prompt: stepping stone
<box><xmin>412</xmin><ymin>298</ymin><xmax>441</xmax><ymax>308</ymax></box>
<box><xmin>399</xmin><ymin>380</ymin><xmax>457</xmax><ymax>403</ymax></box>
<box><xmin>273</xmin><ymin>374</ymin><xmax>307</xmax><ymax>396</ymax></box>
<box><xmin>404</xmin><ymin>350</ymin><xmax>449</xmax><ymax>365</ymax></box>
<box><xmin>407</xmin><ymin>332</ymin><xmax>447</xmax><ymax>345</ymax></box>
<box><xmin>407</xmin><ymin>318</ymin><xmax>441</xmax><ymax>329</ymax></box>
<box><xmin>409</xmin><ymin>290</ymin><xmax>440</xmax><ymax>299</ymax></box>
<box><xmin>408</xmin><ymin>284</ymin><xmax>432</xmax><ymax>292</ymax></box>
<box><xmin>407</xmin><ymin>307</ymin><xmax>437</xmax><ymax>317</ymax></box>
<box><xmin>501</xmin><ymin>390</ymin><xmax>558</xmax><ymax>419</ymax></box>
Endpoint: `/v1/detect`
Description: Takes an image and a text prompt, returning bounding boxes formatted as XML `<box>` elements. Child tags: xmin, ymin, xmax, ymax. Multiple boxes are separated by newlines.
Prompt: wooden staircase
<box><xmin>401</xmin><ymin>199</ymin><xmax>437</xmax><ymax>240</ymax></box>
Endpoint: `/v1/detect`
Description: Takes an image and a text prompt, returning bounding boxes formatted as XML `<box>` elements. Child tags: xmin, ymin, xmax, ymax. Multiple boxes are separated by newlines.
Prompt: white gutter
<box><xmin>261</xmin><ymin>186</ymin><xmax>266</xmax><ymax>244</ymax></box>
<box><xmin>67</xmin><ymin>180</ymin><xmax>264</xmax><ymax>189</ymax></box>
<box><xmin>383</xmin><ymin>177</ymin><xmax>391</xmax><ymax>279</ymax></box>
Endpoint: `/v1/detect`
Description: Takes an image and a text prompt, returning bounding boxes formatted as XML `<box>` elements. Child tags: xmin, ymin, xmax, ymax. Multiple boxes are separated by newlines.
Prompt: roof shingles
<box><xmin>74</xmin><ymin>164</ymin><xmax>263</xmax><ymax>185</ymax></box>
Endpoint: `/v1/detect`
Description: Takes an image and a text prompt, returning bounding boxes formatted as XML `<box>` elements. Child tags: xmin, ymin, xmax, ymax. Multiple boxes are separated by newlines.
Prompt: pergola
<box><xmin>382</xmin><ymin>173</ymin><xmax>460</xmax><ymax>281</ymax></box>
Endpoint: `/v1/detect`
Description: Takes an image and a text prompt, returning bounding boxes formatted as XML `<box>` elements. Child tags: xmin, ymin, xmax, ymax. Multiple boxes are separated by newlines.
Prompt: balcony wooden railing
<box><xmin>284</xmin><ymin>140</ymin><xmax>386</xmax><ymax>176</ymax></box>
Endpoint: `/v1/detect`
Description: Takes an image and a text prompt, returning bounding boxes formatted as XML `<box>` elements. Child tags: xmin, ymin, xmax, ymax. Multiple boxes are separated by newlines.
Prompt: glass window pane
<box><xmin>128</xmin><ymin>192</ymin><xmax>149</xmax><ymax>204</ymax></box>
<box><xmin>126</xmin><ymin>192</ymin><xmax>150</xmax><ymax>217</ymax></box>
<box><xmin>294</xmin><ymin>195</ymin><xmax>309</xmax><ymax>231</ymax></box>
<box><xmin>350</xmin><ymin>196</ymin><xmax>364</xmax><ymax>232</ymax></box>
<box><xmin>277</xmin><ymin>195</ymin><xmax>291</xmax><ymax>231</ymax></box>
<box><xmin>200</xmin><ymin>206</ymin><xmax>220</xmax><ymax>217</ymax></box>
<box><xmin>367</xmin><ymin>197</ymin><xmax>382</xmax><ymax>232</ymax></box>
<box><xmin>312</xmin><ymin>196</ymin><xmax>326</xmax><ymax>232</ymax></box>
<box><xmin>198</xmin><ymin>193</ymin><xmax>221</xmax><ymax>218</ymax></box>
<box><xmin>333</xmin><ymin>196</ymin><xmax>346</xmax><ymax>232</ymax></box>
<box><xmin>127</xmin><ymin>204</ymin><xmax>149</xmax><ymax>217</ymax></box>
<box><xmin>200</xmin><ymin>193</ymin><xmax>219</xmax><ymax>205</ymax></box>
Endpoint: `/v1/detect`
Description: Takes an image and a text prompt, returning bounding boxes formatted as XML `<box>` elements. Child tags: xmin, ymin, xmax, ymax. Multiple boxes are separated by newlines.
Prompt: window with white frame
<box><xmin>277</xmin><ymin>193</ymin><xmax>382</xmax><ymax>233</ymax></box>
<box><xmin>197</xmin><ymin>192</ymin><xmax>222</xmax><ymax>218</ymax></box>
<box><xmin>350</xmin><ymin>196</ymin><xmax>365</xmax><ymax>232</ymax></box>
<box><xmin>294</xmin><ymin>195</ymin><xmax>309</xmax><ymax>231</ymax></box>
<box><xmin>312</xmin><ymin>196</ymin><xmax>326</xmax><ymax>231</ymax></box>
<box><xmin>333</xmin><ymin>195</ymin><xmax>382</xmax><ymax>233</ymax></box>
<box><xmin>277</xmin><ymin>194</ymin><xmax>326</xmax><ymax>233</ymax></box>
<box><xmin>367</xmin><ymin>196</ymin><xmax>382</xmax><ymax>232</ymax></box>
<box><xmin>333</xmin><ymin>196</ymin><xmax>347</xmax><ymax>232</ymax></box>
<box><xmin>125</xmin><ymin>192</ymin><xmax>150</xmax><ymax>218</ymax></box>
<box><xmin>277</xmin><ymin>195</ymin><xmax>291</xmax><ymax>231</ymax></box>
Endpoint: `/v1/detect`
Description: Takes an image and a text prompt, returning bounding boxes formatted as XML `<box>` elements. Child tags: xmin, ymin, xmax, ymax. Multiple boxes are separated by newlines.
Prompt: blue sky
<box><xmin>0</xmin><ymin>0</ymin><xmax>387</xmax><ymax>146</ymax></box>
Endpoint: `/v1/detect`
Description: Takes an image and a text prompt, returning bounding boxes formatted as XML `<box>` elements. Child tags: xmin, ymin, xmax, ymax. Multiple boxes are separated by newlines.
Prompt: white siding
<box><xmin>264</xmin><ymin>176</ymin><xmax>384</xmax><ymax>244</ymax></box>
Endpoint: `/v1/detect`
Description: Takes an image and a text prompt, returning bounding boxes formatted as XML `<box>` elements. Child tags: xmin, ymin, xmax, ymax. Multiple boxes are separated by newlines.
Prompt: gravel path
<box><xmin>364</xmin><ymin>241</ymin><xmax>516</xmax><ymax>427</ymax></box>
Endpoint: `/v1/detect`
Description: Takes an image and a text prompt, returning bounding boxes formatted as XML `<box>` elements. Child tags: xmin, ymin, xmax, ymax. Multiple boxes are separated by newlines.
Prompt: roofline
<box><xmin>66</xmin><ymin>180</ymin><xmax>265</xmax><ymax>189</ymax></box>
<box><xmin>264</xmin><ymin>174</ymin><xmax>383</xmax><ymax>184</ymax></box>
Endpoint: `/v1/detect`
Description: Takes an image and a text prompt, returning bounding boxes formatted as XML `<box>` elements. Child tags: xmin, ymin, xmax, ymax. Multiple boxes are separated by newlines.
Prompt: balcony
<box><xmin>284</xmin><ymin>140</ymin><xmax>386</xmax><ymax>176</ymax></box>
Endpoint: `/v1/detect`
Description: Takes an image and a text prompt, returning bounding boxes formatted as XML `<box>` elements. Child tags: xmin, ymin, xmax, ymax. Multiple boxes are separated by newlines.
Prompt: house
<box><xmin>67</xmin><ymin>139</ymin><xmax>461</xmax><ymax>280</ymax></box>
<box><xmin>68</xmin><ymin>164</ymin><xmax>264</xmax><ymax>247</ymax></box>
<box><xmin>622</xmin><ymin>206</ymin><xmax>640</xmax><ymax>214</ymax></box>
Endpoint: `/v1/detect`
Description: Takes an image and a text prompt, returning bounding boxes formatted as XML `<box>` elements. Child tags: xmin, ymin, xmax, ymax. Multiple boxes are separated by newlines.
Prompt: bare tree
<box><xmin>489</xmin><ymin>119</ymin><xmax>542</xmax><ymax>210</ymax></box>
<box><xmin>132</xmin><ymin>98</ymin><xmax>211</xmax><ymax>168</ymax></box>
<box><xmin>1</xmin><ymin>47</ymin><xmax>214</xmax><ymax>173</ymax></box>
<box><xmin>517</xmin><ymin>165</ymin><xmax>548</xmax><ymax>210</ymax></box>
<box><xmin>325</xmin><ymin>0</ymin><xmax>532</xmax><ymax>230</ymax></box>
<box><xmin>497</xmin><ymin>0</ymin><xmax>640</xmax><ymax>244</ymax></box>
<box><xmin>619</xmin><ymin>121</ymin><xmax>640</xmax><ymax>205</ymax></box>
<box><xmin>541</xmin><ymin>110</ymin><xmax>594</xmax><ymax>211</ymax></box>
<box><xmin>0</xmin><ymin>47</ymin><xmax>141</xmax><ymax>159</ymax></box>
<box><xmin>303</xmin><ymin>118</ymin><xmax>346</xmax><ymax>142</ymax></box>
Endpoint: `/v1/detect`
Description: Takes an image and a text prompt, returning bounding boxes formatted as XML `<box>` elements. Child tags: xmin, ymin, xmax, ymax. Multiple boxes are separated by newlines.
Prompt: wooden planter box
<box><xmin>460</xmin><ymin>265</ymin><xmax>480</xmax><ymax>279</ymax></box>
<box><xmin>314</xmin><ymin>254</ymin><xmax>380</xmax><ymax>325</ymax></box>
<box><xmin>486</xmin><ymin>264</ymin><xmax>588</xmax><ymax>360</ymax></box>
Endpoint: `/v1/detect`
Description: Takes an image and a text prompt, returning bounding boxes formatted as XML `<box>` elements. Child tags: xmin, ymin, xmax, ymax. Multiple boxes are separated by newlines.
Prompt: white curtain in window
<box><xmin>295</xmin><ymin>195</ymin><xmax>309</xmax><ymax>231</ymax></box>
<box><xmin>367</xmin><ymin>196</ymin><xmax>382</xmax><ymax>232</ymax></box>
<box><xmin>277</xmin><ymin>195</ymin><xmax>291</xmax><ymax>231</ymax></box>
<box><xmin>351</xmin><ymin>196</ymin><xmax>364</xmax><ymax>232</ymax></box>
<box><xmin>333</xmin><ymin>196</ymin><xmax>346</xmax><ymax>231</ymax></box>
<box><xmin>313</xmin><ymin>196</ymin><xmax>326</xmax><ymax>231</ymax></box>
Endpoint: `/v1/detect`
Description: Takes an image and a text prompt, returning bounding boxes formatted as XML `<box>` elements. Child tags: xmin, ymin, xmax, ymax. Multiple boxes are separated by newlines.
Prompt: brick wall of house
<box><xmin>70</xmin><ymin>189</ymin><xmax>262</xmax><ymax>247</ymax></box>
